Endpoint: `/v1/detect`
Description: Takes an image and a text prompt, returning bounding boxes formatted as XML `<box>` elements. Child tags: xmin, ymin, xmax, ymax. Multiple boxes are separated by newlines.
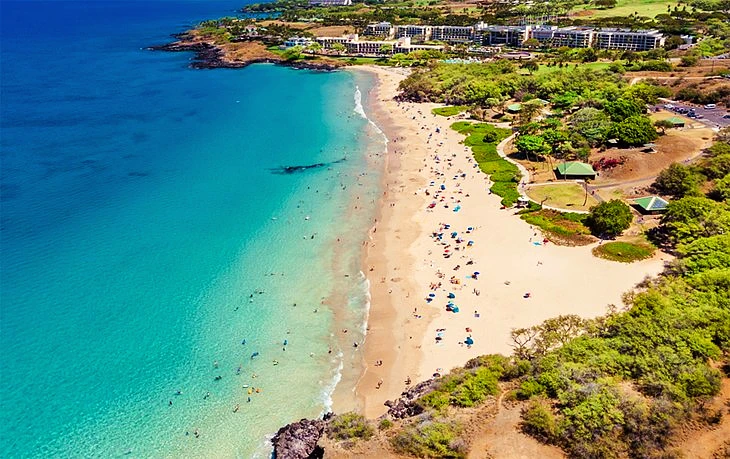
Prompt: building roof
<box><xmin>555</xmin><ymin>161</ymin><xmax>596</xmax><ymax>176</ymax></box>
<box><xmin>666</xmin><ymin>116</ymin><xmax>685</xmax><ymax>126</ymax></box>
<box><xmin>633</xmin><ymin>196</ymin><xmax>669</xmax><ymax>211</ymax></box>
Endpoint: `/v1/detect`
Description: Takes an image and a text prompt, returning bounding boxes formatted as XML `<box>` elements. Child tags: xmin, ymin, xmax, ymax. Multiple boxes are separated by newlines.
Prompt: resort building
<box><xmin>345</xmin><ymin>39</ymin><xmax>389</xmax><ymax>55</ymax></box>
<box><xmin>474</xmin><ymin>23</ymin><xmax>529</xmax><ymax>47</ymax></box>
<box><xmin>394</xmin><ymin>37</ymin><xmax>444</xmax><ymax>54</ymax></box>
<box><xmin>315</xmin><ymin>34</ymin><xmax>358</xmax><ymax>49</ymax></box>
<box><xmin>308</xmin><ymin>0</ymin><xmax>352</xmax><ymax>5</ymax></box>
<box><xmin>594</xmin><ymin>29</ymin><xmax>665</xmax><ymax>51</ymax></box>
<box><xmin>283</xmin><ymin>36</ymin><xmax>313</xmax><ymax>48</ymax></box>
<box><xmin>363</xmin><ymin>22</ymin><xmax>394</xmax><ymax>37</ymax></box>
<box><xmin>394</xmin><ymin>25</ymin><xmax>432</xmax><ymax>42</ymax></box>
<box><xmin>549</xmin><ymin>26</ymin><xmax>594</xmax><ymax>48</ymax></box>
<box><xmin>430</xmin><ymin>25</ymin><xmax>475</xmax><ymax>43</ymax></box>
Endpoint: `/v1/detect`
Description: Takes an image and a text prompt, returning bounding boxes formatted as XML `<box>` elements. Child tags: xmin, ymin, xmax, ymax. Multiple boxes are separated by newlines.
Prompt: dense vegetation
<box><xmin>401</xmin><ymin>62</ymin><xmax>665</xmax><ymax>158</ymax></box>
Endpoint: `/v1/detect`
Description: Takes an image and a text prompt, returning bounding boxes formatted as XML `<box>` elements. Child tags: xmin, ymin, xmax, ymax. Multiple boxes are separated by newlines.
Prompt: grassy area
<box><xmin>520</xmin><ymin>209</ymin><xmax>595</xmax><ymax>246</ymax></box>
<box><xmin>592</xmin><ymin>241</ymin><xmax>655</xmax><ymax>262</ymax></box>
<box><xmin>332</xmin><ymin>56</ymin><xmax>389</xmax><ymax>65</ymax></box>
<box><xmin>518</xmin><ymin>62</ymin><xmax>611</xmax><ymax>76</ymax></box>
<box><xmin>572</xmin><ymin>0</ymin><xmax>674</xmax><ymax>18</ymax></box>
<box><xmin>525</xmin><ymin>183</ymin><xmax>598</xmax><ymax>212</ymax></box>
<box><xmin>451</xmin><ymin>122</ymin><xmax>516</xmax><ymax>205</ymax></box>
<box><xmin>432</xmin><ymin>105</ymin><xmax>469</xmax><ymax>117</ymax></box>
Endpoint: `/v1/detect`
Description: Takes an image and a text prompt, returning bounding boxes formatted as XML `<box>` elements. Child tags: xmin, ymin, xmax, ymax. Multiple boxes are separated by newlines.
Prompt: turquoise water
<box><xmin>0</xmin><ymin>2</ymin><xmax>384</xmax><ymax>457</ymax></box>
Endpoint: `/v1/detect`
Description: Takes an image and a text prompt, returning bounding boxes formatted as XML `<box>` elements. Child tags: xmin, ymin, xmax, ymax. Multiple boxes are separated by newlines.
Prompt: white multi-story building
<box><xmin>394</xmin><ymin>25</ymin><xmax>432</xmax><ymax>41</ymax></box>
<box><xmin>363</xmin><ymin>22</ymin><xmax>394</xmax><ymax>37</ymax></box>
<box><xmin>594</xmin><ymin>29</ymin><xmax>665</xmax><ymax>51</ymax></box>
<box><xmin>430</xmin><ymin>25</ymin><xmax>474</xmax><ymax>43</ymax></box>
<box><xmin>474</xmin><ymin>23</ymin><xmax>529</xmax><ymax>46</ymax></box>
<box><xmin>283</xmin><ymin>36</ymin><xmax>313</xmax><ymax>48</ymax></box>
<box><xmin>394</xmin><ymin>36</ymin><xmax>444</xmax><ymax>53</ymax></box>
<box><xmin>308</xmin><ymin>0</ymin><xmax>352</xmax><ymax>5</ymax></box>
<box><xmin>315</xmin><ymin>34</ymin><xmax>358</xmax><ymax>49</ymax></box>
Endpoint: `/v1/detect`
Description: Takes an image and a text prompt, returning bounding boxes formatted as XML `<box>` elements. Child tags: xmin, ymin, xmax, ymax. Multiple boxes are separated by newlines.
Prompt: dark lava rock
<box><xmin>271</xmin><ymin>418</ymin><xmax>326</xmax><ymax>459</ymax></box>
<box><xmin>384</xmin><ymin>378</ymin><xmax>436</xmax><ymax>419</ymax></box>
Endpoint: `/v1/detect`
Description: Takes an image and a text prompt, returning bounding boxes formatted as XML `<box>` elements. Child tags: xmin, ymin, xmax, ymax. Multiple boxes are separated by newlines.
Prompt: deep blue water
<box><xmin>1</xmin><ymin>2</ymin><xmax>382</xmax><ymax>457</ymax></box>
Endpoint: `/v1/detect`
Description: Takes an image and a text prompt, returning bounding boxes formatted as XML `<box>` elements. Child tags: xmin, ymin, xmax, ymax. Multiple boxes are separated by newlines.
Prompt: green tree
<box><xmin>570</xmin><ymin>107</ymin><xmax>612</xmax><ymax>146</ymax></box>
<box><xmin>609</xmin><ymin>115</ymin><xmax>658</xmax><ymax>146</ymax></box>
<box><xmin>652</xmin><ymin>163</ymin><xmax>700</xmax><ymax>198</ymax></box>
<box><xmin>713</xmin><ymin>175</ymin><xmax>730</xmax><ymax>202</ymax></box>
<box><xmin>661</xmin><ymin>196</ymin><xmax>730</xmax><ymax>244</ymax></box>
<box><xmin>332</xmin><ymin>42</ymin><xmax>346</xmax><ymax>55</ymax></box>
<box><xmin>282</xmin><ymin>45</ymin><xmax>304</xmax><ymax>61</ymax></box>
<box><xmin>654</xmin><ymin>119</ymin><xmax>675</xmax><ymax>135</ymax></box>
<box><xmin>586</xmin><ymin>200</ymin><xmax>633</xmax><ymax>237</ymax></box>
<box><xmin>522</xmin><ymin>60</ymin><xmax>539</xmax><ymax>74</ymax></box>
<box><xmin>604</xmin><ymin>98</ymin><xmax>644</xmax><ymax>121</ymax></box>
<box><xmin>379</xmin><ymin>43</ymin><xmax>394</xmax><ymax>55</ymax></box>
<box><xmin>518</xmin><ymin>99</ymin><xmax>544</xmax><ymax>127</ymax></box>
<box><xmin>515</xmin><ymin>134</ymin><xmax>550</xmax><ymax>162</ymax></box>
<box><xmin>306</xmin><ymin>42</ymin><xmax>322</xmax><ymax>54</ymax></box>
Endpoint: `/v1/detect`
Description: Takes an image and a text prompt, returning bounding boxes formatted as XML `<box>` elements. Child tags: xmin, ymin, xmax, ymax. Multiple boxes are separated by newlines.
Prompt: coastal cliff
<box><xmin>149</xmin><ymin>31</ymin><xmax>345</xmax><ymax>71</ymax></box>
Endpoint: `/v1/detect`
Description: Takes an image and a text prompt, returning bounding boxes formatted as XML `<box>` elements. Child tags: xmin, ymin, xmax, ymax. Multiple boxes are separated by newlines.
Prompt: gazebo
<box><xmin>633</xmin><ymin>196</ymin><xmax>669</xmax><ymax>214</ymax></box>
<box><xmin>555</xmin><ymin>161</ymin><xmax>596</xmax><ymax>180</ymax></box>
<box><xmin>665</xmin><ymin>116</ymin><xmax>685</xmax><ymax>128</ymax></box>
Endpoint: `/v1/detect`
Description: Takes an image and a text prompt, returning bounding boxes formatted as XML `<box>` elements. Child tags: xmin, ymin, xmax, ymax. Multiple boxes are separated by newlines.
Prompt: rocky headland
<box><xmin>149</xmin><ymin>31</ymin><xmax>345</xmax><ymax>71</ymax></box>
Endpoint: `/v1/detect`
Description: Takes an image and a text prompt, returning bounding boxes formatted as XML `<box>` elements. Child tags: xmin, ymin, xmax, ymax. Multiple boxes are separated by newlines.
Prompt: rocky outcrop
<box><xmin>384</xmin><ymin>378</ymin><xmax>436</xmax><ymax>419</ymax></box>
<box><xmin>271</xmin><ymin>418</ymin><xmax>327</xmax><ymax>459</ymax></box>
<box><xmin>149</xmin><ymin>32</ymin><xmax>345</xmax><ymax>71</ymax></box>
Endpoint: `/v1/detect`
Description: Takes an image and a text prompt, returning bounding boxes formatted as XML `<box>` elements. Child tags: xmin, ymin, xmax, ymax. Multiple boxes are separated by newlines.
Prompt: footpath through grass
<box><xmin>592</xmin><ymin>241</ymin><xmax>655</xmax><ymax>262</ymax></box>
<box><xmin>451</xmin><ymin>121</ymin><xmax>516</xmax><ymax>206</ymax></box>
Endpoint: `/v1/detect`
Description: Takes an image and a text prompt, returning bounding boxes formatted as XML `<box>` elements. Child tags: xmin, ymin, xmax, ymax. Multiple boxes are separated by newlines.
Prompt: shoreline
<box><xmin>348</xmin><ymin>65</ymin><xmax>667</xmax><ymax>418</ymax></box>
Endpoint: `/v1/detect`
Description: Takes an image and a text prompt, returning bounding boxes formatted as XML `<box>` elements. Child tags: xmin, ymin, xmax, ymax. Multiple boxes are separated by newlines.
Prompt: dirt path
<box><xmin>467</xmin><ymin>393</ymin><xmax>565</xmax><ymax>459</ymax></box>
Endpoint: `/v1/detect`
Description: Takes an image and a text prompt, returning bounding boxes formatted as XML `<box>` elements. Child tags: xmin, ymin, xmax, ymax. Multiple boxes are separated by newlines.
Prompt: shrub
<box><xmin>593</xmin><ymin>241</ymin><xmax>655</xmax><ymax>263</ymax></box>
<box><xmin>378</xmin><ymin>418</ymin><xmax>394</xmax><ymax>430</ymax></box>
<box><xmin>327</xmin><ymin>412</ymin><xmax>374</xmax><ymax>441</ymax></box>
<box><xmin>391</xmin><ymin>420</ymin><xmax>465</xmax><ymax>458</ymax></box>
<box><xmin>586</xmin><ymin>200</ymin><xmax>633</xmax><ymax>238</ymax></box>
<box><xmin>521</xmin><ymin>399</ymin><xmax>559</xmax><ymax>441</ymax></box>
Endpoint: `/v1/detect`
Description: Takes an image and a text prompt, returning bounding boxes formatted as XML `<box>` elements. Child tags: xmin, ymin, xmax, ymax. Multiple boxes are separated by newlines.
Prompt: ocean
<box><xmin>0</xmin><ymin>1</ymin><xmax>384</xmax><ymax>457</ymax></box>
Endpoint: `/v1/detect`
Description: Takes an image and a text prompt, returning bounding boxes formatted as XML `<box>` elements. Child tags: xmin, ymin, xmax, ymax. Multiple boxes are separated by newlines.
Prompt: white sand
<box><xmin>352</xmin><ymin>66</ymin><xmax>666</xmax><ymax>417</ymax></box>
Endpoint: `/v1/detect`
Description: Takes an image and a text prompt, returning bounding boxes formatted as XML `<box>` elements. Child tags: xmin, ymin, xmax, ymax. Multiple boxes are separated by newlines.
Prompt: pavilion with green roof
<box><xmin>555</xmin><ymin>161</ymin><xmax>596</xmax><ymax>180</ymax></box>
<box><xmin>633</xmin><ymin>196</ymin><xmax>669</xmax><ymax>214</ymax></box>
<box><xmin>665</xmin><ymin>116</ymin><xmax>685</xmax><ymax>127</ymax></box>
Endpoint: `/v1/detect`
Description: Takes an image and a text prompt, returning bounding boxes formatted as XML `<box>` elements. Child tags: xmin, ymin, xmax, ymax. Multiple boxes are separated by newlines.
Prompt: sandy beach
<box><xmin>351</xmin><ymin>65</ymin><xmax>666</xmax><ymax>418</ymax></box>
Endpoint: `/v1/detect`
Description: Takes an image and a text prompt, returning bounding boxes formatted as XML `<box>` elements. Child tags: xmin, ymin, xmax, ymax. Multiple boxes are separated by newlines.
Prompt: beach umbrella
<box><xmin>428</xmin><ymin>293</ymin><xmax>435</xmax><ymax>297</ymax></box>
<box><xmin>447</xmin><ymin>293</ymin><xmax>455</xmax><ymax>299</ymax></box>
<box><xmin>465</xmin><ymin>337</ymin><xmax>474</xmax><ymax>345</ymax></box>
<box><xmin>452</xmin><ymin>306</ymin><xmax>459</xmax><ymax>313</ymax></box>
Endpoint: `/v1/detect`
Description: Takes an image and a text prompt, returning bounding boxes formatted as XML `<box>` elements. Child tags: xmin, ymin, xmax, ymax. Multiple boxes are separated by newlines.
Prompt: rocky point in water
<box><xmin>271</xmin><ymin>417</ymin><xmax>328</xmax><ymax>459</ymax></box>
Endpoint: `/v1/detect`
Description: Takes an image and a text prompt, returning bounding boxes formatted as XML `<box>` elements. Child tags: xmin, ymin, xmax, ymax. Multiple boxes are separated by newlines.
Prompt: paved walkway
<box><xmin>495</xmin><ymin>133</ymin><xmax>591</xmax><ymax>214</ymax></box>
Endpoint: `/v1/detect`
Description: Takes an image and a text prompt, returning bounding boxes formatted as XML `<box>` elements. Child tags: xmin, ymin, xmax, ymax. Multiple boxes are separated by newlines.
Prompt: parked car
<box><xmin>723</xmin><ymin>114</ymin><xmax>730</xmax><ymax>119</ymax></box>
<box><xmin>704</xmin><ymin>104</ymin><xmax>717</xmax><ymax>109</ymax></box>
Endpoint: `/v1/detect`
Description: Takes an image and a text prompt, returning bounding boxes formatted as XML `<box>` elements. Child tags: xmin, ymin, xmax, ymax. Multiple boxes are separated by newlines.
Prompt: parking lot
<box><xmin>655</xmin><ymin>100</ymin><xmax>730</xmax><ymax>129</ymax></box>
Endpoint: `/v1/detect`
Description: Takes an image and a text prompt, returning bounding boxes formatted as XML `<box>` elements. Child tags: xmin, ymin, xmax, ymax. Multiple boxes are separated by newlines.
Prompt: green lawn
<box><xmin>525</xmin><ymin>183</ymin><xmax>599</xmax><ymax>212</ymax></box>
<box><xmin>432</xmin><ymin>105</ymin><xmax>469</xmax><ymax>117</ymax></box>
<box><xmin>520</xmin><ymin>209</ymin><xmax>595</xmax><ymax>246</ymax></box>
<box><xmin>451</xmin><ymin>122</ymin><xmax>516</xmax><ymax>205</ymax></box>
<box><xmin>572</xmin><ymin>0</ymin><xmax>675</xmax><ymax>18</ymax></box>
<box><xmin>518</xmin><ymin>62</ymin><xmax>611</xmax><ymax>76</ymax></box>
<box><xmin>592</xmin><ymin>241</ymin><xmax>655</xmax><ymax>262</ymax></box>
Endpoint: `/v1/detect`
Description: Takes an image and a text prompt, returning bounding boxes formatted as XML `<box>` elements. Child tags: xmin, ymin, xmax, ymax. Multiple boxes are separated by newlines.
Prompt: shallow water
<box><xmin>0</xmin><ymin>2</ymin><xmax>383</xmax><ymax>456</ymax></box>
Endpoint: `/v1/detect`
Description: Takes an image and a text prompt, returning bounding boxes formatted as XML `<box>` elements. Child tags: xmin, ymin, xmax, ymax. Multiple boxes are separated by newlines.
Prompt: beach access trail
<box><xmin>352</xmin><ymin>66</ymin><xmax>665</xmax><ymax>418</ymax></box>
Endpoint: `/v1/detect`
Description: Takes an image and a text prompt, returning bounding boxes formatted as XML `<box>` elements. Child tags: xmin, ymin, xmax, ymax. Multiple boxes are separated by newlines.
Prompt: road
<box><xmin>654</xmin><ymin>100</ymin><xmax>730</xmax><ymax>129</ymax></box>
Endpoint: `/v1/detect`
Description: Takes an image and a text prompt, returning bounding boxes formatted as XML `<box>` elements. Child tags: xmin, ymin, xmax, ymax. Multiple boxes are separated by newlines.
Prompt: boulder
<box><xmin>384</xmin><ymin>378</ymin><xmax>436</xmax><ymax>419</ymax></box>
<box><xmin>271</xmin><ymin>418</ymin><xmax>326</xmax><ymax>459</ymax></box>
